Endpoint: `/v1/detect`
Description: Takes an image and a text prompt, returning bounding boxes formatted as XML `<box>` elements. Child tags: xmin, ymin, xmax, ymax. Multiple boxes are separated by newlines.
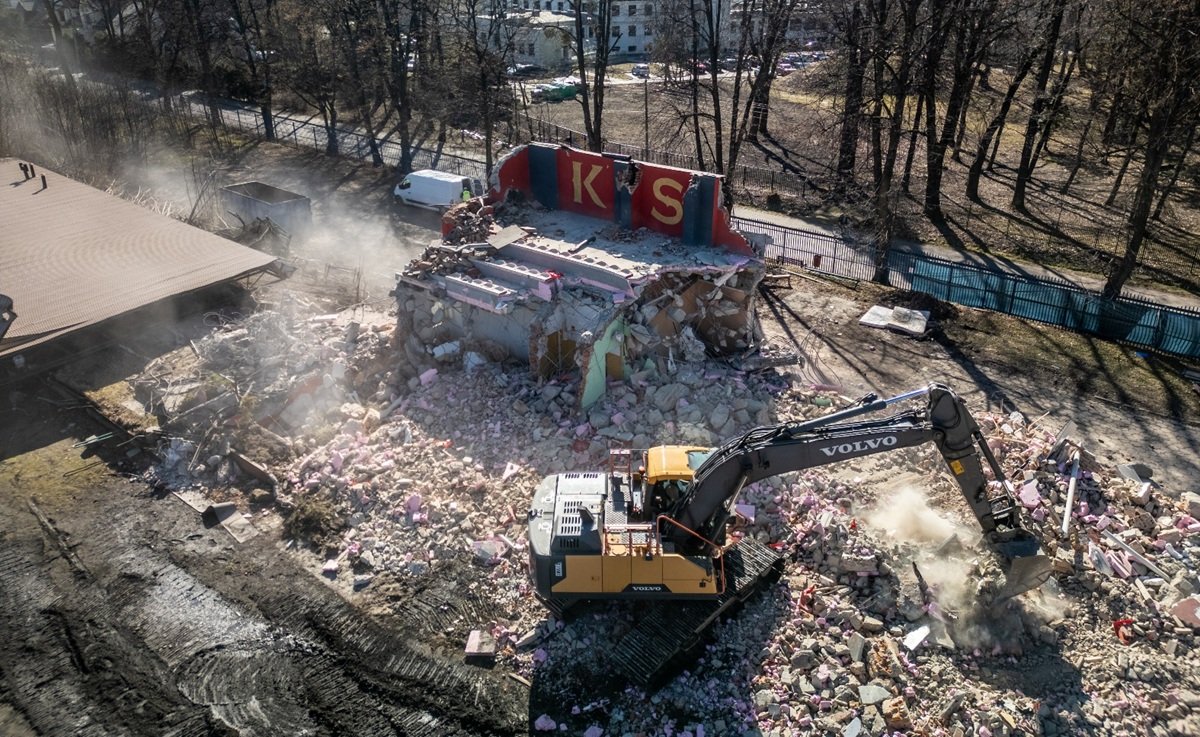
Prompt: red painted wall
<box><xmin>630</xmin><ymin>164</ymin><xmax>690</xmax><ymax>238</ymax></box>
<box><xmin>492</xmin><ymin>144</ymin><xmax>754</xmax><ymax>256</ymax></box>
<box><xmin>554</xmin><ymin>147</ymin><xmax>616</xmax><ymax>220</ymax></box>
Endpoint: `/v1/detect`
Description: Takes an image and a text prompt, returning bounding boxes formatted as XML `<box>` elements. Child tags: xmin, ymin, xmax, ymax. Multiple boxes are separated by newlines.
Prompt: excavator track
<box><xmin>609</xmin><ymin>538</ymin><xmax>784</xmax><ymax>689</ymax></box>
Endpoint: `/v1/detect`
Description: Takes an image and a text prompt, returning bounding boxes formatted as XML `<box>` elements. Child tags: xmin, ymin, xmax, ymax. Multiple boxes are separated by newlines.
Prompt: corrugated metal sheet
<box><xmin>0</xmin><ymin>159</ymin><xmax>275</xmax><ymax>357</ymax></box>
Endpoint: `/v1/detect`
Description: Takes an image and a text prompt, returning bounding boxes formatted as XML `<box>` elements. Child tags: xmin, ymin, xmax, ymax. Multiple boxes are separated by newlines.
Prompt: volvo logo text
<box><xmin>819</xmin><ymin>437</ymin><xmax>898</xmax><ymax>457</ymax></box>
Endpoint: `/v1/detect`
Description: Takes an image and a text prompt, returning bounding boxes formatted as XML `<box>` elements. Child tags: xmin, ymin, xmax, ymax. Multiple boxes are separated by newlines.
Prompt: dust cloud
<box><xmin>863</xmin><ymin>484</ymin><xmax>977</xmax><ymax>545</ymax></box>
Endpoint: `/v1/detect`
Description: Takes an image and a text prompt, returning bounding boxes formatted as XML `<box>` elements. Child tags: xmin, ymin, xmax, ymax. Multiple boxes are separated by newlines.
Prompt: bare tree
<box><xmin>227</xmin><ymin>0</ymin><xmax>279</xmax><ymax>139</ymax></box>
<box><xmin>864</xmin><ymin>0</ymin><xmax>921</xmax><ymax>278</ymax></box>
<box><xmin>449</xmin><ymin>0</ymin><xmax>518</xmax><ymax>175</ymax></box>
<box><xmin>922</xmin><ymin>0</ymin><xmax>999</xmax><ymax>219</ymax></box>
<box><xmin>569</xmin><ymin>0</ymin><xmax>620</xmax><ymax>151</ymax></box>
<box><xmin>1010</xmin><ymin>0</ymin><xmax>1066</xmax><ymax>211</ymax></box>
<box><xmin>833</xmin><ymin>0</ymin><xmax>866</xmax><ymax>190</ymax></box>
<box><xmin>324</xmin><ymin>0</ymin><xmax>390</xmax><ymax>166</ymax></box>
<box><xmin>276</xmin><ymin>0</ymin><xmax>342</xmax><ymax>154</ymax></box>
<box><xmin>378</xmin><ymin>0</ymin><xmax>433</xmax><ymax>173</ymax></box>
<box><xmin>1098</xmin><ymin>0</ymin><xmax>1199</xmax><ymax>299</ymax></box>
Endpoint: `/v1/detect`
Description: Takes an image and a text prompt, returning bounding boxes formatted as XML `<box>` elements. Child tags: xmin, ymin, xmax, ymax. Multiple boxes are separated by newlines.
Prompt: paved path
<box><xmin>737</xmin><ymin>206</ymin><xmax>1200</xmax><ymax>312</ymax></box>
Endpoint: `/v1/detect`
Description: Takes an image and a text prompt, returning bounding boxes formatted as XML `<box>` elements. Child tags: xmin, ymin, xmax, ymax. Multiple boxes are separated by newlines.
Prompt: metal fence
<box><xmin>732</xmin><ymin>216</ymin><xmax>878</xmax><ymax>282</ymax></box>
<box><xmin>735</xmin><ymin>215</ymin><xmax>1200</xmax><ymax>358</ymax></box>
<box><xmin>884</xmin><ymin>251</ymin><xmax>1200</xmax><ymax>358</ymax></box>
<box><xmin>196</xmin><ymin>97</ymin><xmax>489</xmax><ymax>179</ymax></box>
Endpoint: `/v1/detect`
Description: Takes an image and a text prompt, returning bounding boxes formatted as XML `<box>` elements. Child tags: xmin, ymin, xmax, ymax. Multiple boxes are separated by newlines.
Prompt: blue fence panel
<box><xmin>880</xmin><ymin>250</ymin><xmax>1200</xmax><ymax>358</ymax></box>
<box><xmin>1160</xmin><ymin>311</ymin><xmax>1200</xmax><ymax>357</ymax></box>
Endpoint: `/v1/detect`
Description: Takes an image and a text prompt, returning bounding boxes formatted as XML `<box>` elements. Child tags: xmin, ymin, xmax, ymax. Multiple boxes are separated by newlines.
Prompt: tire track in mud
<box><xmin>0</xmin><ymin>536</ymin><xmax>218</xmax><ymax>737</ymax></box>
<box><xmin>2</xmin><ymin>490</ymin><xmax>526</xmax><ymax>737</ymax></box>
<box><xmin>248</xmin><ymin>584</ymin><xmax>525</xmax><ymax>736</ymax></box>
<box><xmin>100</xmin><ymin>533</ymin><xmax>524</xmax><ymax>736</ymax></box>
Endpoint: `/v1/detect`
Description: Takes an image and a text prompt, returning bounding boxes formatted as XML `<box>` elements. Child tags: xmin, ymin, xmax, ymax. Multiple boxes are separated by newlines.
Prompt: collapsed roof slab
<box><xmin>0</xmin><ymin>159</ymin><xmax>277</xmax><ymax>361</ymax></box>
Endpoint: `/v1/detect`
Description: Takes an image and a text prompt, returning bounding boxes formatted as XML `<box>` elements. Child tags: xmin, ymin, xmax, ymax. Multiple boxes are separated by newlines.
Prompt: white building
<box><xmin>498</xmin><ymin>1</ymin><xmax>666</xmax><ymax>60</ymax></box>
<box><xmin>727</xmin><ymin>0</ymin><xmax>832</xmax><ymax>50</ymax></box>
<box><xmin>481</xmin><ymin>9</ymin><xmax>596</xmax><ymax>70</ymax></box>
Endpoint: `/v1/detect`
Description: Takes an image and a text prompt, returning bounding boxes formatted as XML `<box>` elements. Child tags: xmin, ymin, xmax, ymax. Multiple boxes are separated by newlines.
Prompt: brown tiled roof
<box><xmin>0</xmin><ymin>159</ymin><xmax>275</xmax><ymax>357</ymax></box>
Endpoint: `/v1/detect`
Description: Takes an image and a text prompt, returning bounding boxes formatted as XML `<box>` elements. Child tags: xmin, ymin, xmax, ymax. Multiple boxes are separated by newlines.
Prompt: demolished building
<box><xmin>393</xmin><ymin>143</ymin><xmax>768</xmax><ymax>408</ymax></box>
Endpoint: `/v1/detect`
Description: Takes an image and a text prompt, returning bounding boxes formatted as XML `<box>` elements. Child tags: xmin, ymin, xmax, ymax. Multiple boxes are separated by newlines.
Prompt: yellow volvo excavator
<box><xmin>526</xmin><ymin>383</ymin><xmax>1053</xmax><ymax>686</ymax></box>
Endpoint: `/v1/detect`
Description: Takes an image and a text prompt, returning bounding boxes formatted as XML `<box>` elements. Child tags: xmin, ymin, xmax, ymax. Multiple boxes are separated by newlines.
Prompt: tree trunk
<box><xmin>1029</xmin><ymin>50</ymin><xmax>1077</xmax><ymax>168</ymax></box>
<box><xmin>920</xmin><ymin>0</ymin><xmax>961</xmax><ymax>219</ymax></box>
<box><xmin>1102</xmin><ymin>112</ymin><xmax>1172</xmax><ymax>299</ymax></box>
<box><xmin>39</xmin><ymin>0</ymin><xmax>77</xmax><ymax>94</ymax></box>
<box><xmin>1099</xmin><ymin>69</ymin><xmax>1128</xmax><ymax>148</ymax></box>
<box><xmin>260</xmin><ymin>97</ymin><xmax>275</xmax><ymax>141</ymax></box>
<box><xmin>1152</xmin><ymin>125</ymin><xmax>1194</xmax><ymax>220</ymax></box>
<box><xmin>951</xmin><ymin>63</ymin><xmax>980</xmax><ymax>162</ymax></box>
<box><xmin>966</xmin><ymin>47</ymin><xmax>1037</xmax><ymax>201</ymax></box>
<box><xmin>1104</xmin><ymin>139</ymin><xmax>1136</xmax><ymax>207</ymax></box>
<box><xmin>900</xmin><ymin>90</ymin><xmax>924</xmax><ymax>192</ymax></box>
<box><xmin>1012</xmin><ymin>0</ymin><xmax>1066</xmax><ymax>211</ymax></box>
<box><xmin>573</xmin><ymin>0</ymin><xmax>614</xmax><ymax>152</ymax></box>
<box><xmin>871</xmin><ymin>0</ymin><xmax>918</xmax><ymax>283</ymax></box>
<box><xmin>1058</xmin><ymin>110</ymin><xmax>1093</xmax><ymax>195</ymax></box>
<box><xmin>835</xmin><ymin>0</ymin><xmax>865</xmax><ymax>190</ymax></box>
<box><xmin>324</xmin><ymin>103</ymin><xmax>339</xmax><ymax>156</ymax></box>
<box><xmin>746</xmin><ymin>82</ymin><xmax>771</xmax><ymax>141</ymax></box>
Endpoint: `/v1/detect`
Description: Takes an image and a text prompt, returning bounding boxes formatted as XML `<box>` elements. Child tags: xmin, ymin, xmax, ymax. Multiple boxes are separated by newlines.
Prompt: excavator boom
<box><xmin>667</xmin><ymin>384</ymin><xmax>1051</xmax><ymax>599</ymax></box>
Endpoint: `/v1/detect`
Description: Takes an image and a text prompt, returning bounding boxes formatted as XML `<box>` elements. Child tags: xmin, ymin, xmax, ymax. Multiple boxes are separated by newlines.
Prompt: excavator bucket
<box><xmin>996</xmin><ymin>554</ymin><xmax>1054</xmax><ymax>601</ymax></box>
<box><xmin>992</xmin><ymin>529</ymin><xmax>1053</xmax><ymax>601</ymax></box>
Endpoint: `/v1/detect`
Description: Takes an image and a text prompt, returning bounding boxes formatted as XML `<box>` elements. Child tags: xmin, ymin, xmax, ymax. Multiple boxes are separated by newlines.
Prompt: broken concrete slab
<box><xmin>858</xmin><ymin>305</ymin><xmax>930</xmax><ymax>336</ymax></box>
<box><xmin>465</xmin><ymin>629</ymin><xmax>497</xmax><ymax>662</ymax></box>
<box><xmin>1171</xmin><ymin>596</ymin><xmax>1200</xmax><ymax>629</ymax></box>
<box><xmin>200</xmin><ymin>501</ymin><xmax>258</xmax><ymax>542</ymax></box>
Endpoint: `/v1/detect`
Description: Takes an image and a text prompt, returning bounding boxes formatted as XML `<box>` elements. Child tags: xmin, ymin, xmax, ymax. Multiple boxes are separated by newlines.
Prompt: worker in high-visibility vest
<box><xmin>462</xmin><ymin>188</ymin><xmax>472</xmax><ymax>203</ymax></box>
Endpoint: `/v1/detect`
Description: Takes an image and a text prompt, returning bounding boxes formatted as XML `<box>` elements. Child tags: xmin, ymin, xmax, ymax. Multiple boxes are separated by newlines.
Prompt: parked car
<box><xmin>631</xmin><ymin>63</ymin><xmax>651</xmax><ymax>78</ymax></box>
<box><xmin>542</xmin><ymin>81</ymin><xmax>577</xmax><ymax>102</ymax></box>
<box><xmin>507</xmin><ymin>64</ymin><xmax>547</xmax><ymax>78</ymax></box>
<box><xmin>776</xmin><ymin>63</ymin><xmax>795</xmax><ymax>76</ymax></box>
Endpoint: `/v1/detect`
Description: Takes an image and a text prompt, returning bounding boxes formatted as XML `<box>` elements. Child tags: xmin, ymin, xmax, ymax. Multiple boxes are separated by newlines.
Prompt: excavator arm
<box><xmin>666</xmin><ymin>384</ymin><xmax>1049</xmax><ymax>595</ymax></box>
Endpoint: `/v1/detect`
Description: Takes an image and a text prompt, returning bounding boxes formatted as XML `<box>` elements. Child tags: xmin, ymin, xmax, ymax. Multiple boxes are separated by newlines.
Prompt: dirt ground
<box><xmin>753</xmin><ymin>277</ymin><xmax>1200</xmax><ymax>492</ymax></box>
<box><xmin>3</xmin><ymin>139</ymin><xmax>1199</xmax><ymax>736</ymax></box>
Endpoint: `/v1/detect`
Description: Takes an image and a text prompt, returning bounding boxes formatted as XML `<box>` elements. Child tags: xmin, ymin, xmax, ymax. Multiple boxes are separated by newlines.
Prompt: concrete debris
<box><xmin>859</xmin><ymin>305</ymin><xmax>930</xmax><ymax>336</ymax></box>
<box><xmin>902</xmin><ymin>624</ymin><xmax>931</xmax><ymax>651</ymax></box>
<box><xmin>395</xmin><ymin>199</ymin><xmax>766</xmax><ymax>411</ymax></box>
<box><xmin>1173</xmin><ymin>596</ymin><xmax>1200</xmax><ymax>629</ymax></box>
<box><xmin>465</xmin><ymin>629</ymin><xmax>497</xmax><ymax>660</ymax></box>
<box><xmin>858</xmin><ymin>684</ymin><xmax>890</xmax><ymax>705</ymax></box>
<box><xmin>118</xmin><ymin>256</ymin><xmax>1200</xmax><ymax>737</ymax></box>
<box><xmin>882</xmin><ymin>696</ymin><xmax>913</xmax><ymax>729</ymax></box>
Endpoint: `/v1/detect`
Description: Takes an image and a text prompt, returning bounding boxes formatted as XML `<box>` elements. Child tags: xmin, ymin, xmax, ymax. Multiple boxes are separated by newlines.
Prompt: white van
<box><xmin>393</xmin><ymin>169</ymin><xmax>483</xmax><ymax>210</ymax></box>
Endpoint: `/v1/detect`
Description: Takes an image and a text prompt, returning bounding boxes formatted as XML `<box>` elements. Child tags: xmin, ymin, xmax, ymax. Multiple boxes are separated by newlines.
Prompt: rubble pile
<box><xmin>136</xmin><ymin>305</ymin><xmax>396</xmax><ymax>492</ymax></box>
<box><xmin>441</xmin><ymin>198</ymin><xmax>494</xmax><ymax>244</ymax></box>
<box><xmin>515</xmin><ymin>412</ymin><xmax>1200</xmax><ymax>737</ymax></box>
<box><xmin>274</xmin><ymin>328</ymin><xmax>1200</xmax><ymax>736</ymax></box>
<box><xmin>143</xmin><ymin>298</ymin><xmax>1198</xmax><ymax>737</ymax></box>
